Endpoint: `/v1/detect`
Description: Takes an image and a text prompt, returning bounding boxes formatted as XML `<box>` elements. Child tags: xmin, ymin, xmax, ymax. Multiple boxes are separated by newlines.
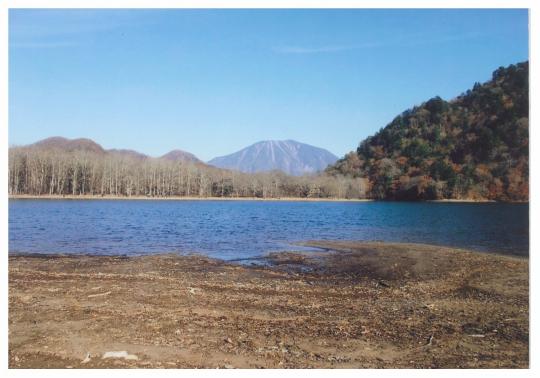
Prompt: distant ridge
<box><xmin>108</xmin><ymin>149</ymin><xmax>149</xmax><ymax>160</ymax></box>
<box><xmin>160</xmin><ymin>149</ymin><xmax>201</xmax><ymax>163</ymax></box>
<box><xmin>24</xmin><ymin>137</ymin><xmax>202</xmax><ymax>163</ymax></box>
<box><xmin>32</xmin><ymin>136</ymin><xmax>106</xmax><ymax>154</ymax></box>
<box><xmin>208</xmin><ymin>140</ymin><xmax>338</xmax><ymax>176</ymax></box>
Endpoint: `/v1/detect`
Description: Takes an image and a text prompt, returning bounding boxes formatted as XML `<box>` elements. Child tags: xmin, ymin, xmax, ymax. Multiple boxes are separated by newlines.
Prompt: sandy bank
<box><xmin>9</xmin><ymin>242</ymin><xmax>528</xmax><ymax>368</ymax></box>
<box><xmin>9</xmin><ymin>195</ymin><xmax>529</xmax><ymax>203</ymax></box>
<box><xmin>9</xmin><ymin>194</ymin><xmax>372</xmax><ymax>202</ymax></box>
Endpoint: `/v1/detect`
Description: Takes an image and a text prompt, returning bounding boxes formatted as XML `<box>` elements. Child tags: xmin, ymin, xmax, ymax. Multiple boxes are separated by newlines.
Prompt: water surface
<box><xmin>9</xmin><ymin>199</ymin><xmax>529</xmax><ymax>260</ymax></box>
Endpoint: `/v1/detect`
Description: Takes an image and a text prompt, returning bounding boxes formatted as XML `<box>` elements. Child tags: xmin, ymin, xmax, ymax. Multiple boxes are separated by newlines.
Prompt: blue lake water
<box><xmin>8</xmin><ymin>199</ymin><xmax>529</xmax><ymax>260</ymax></box>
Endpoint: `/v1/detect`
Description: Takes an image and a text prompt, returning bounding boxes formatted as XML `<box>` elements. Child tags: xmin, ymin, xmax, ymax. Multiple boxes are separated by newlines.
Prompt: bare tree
<box><xmin>8</xmin><ymin>145</ymin><xmax>368</xmax><ymax>199</ymax></box>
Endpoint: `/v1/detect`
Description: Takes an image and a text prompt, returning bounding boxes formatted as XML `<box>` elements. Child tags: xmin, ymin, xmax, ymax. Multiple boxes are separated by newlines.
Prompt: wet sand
<box><xmin>9</xmin><ymin>242</ymin><xmax>528</xmax><ymax>368</ymax></box>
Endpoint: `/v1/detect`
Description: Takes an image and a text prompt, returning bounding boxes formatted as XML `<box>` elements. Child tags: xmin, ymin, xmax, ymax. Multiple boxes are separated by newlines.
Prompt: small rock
<box><xmin>82</xmin><ymin>352</ymin><xmax>91</xmax><ymax>364</ymax></box>
<box><xmin>102</xmin><ymin>351</ymin><xmax>139</xmax><ymax>360</ymax></box>
<box><xmin>224</xmin><ymin>337</ymin><xmax>233</xmax><ymax>344</ymax></box>
<box><xmin>88</xmin><ymin>291</ymin><xmax>111</xmax><ymax>298</ymax></box>
<box><xmin>376</xmin><ymin>280</ymin><xmax>389</xmax><ymax>288</ymax></box>
<box><xmin>224</xmin><ymin>364</ymin><xmax>234</xmax><ymax>369</ymax></box>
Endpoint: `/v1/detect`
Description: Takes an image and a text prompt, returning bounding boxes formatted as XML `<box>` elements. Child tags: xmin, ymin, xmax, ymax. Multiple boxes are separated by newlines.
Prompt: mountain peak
<box><xmin>208</xmin><ymin>140</ymin><xmax>338</xmax><ymax>176</ymax></box>
<box><xmin>32</xmin><ymin>136</ymin><xmax>106</xmax><ymax>154</ymax></box>
<box><xmin>160</xmin><ymin>149</ymin><xmax>201</xmax><ymax>163</ymax></box>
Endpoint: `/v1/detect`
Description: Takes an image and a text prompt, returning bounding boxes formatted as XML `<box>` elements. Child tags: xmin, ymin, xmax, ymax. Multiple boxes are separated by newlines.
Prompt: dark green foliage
<box><xmin>327</xmin><ymin>61</ymin><xmax>529</xmax><ymax>201</ymax></box>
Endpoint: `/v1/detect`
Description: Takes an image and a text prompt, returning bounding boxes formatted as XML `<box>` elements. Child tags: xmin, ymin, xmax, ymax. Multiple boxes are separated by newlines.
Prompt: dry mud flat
<box><xmin>9</xmin><ymin>242</ymin><xmax>528</xmax><ymax>368</ymax></box>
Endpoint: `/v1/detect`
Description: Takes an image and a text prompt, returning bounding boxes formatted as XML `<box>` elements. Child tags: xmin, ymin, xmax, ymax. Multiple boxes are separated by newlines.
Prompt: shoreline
<box><xmin>8</xmin><ymin>194</ymin><xmax>372</xmax><ymax>202</ymax></box>
<box><xmin>8</xmin><ymin>194</ymin><xmax>528</xmax><ymax>203</ymax></box>
<box><xmin>427</xmin><ymin>199</ymin><xmax>497</xmax><ymax>203</ymax></box>
<box><xmin>9</xmin><ymin>241</ymin><xmax>529</xmax><ymax>368</ymax></box>
<box><xmin>8</xmin><ymin>240</ymin><xmax>530</xmax><ymax>261</ymax></box>
<box><xmin>298</xmin><ymin>241</ymin><xmax>529</xmax><ymax>260</ymax></box>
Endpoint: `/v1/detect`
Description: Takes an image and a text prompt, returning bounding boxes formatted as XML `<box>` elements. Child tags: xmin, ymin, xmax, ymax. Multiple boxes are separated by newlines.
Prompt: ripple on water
<box><xmin>8</xmin><ymin>200</ymin><xmax>529</xmax><ymax>259</ymax></box>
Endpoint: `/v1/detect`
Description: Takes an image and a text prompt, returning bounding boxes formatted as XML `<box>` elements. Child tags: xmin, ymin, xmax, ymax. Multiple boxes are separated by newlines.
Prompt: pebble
<box><xmin>82</xmin><ymin>352</ymin><xmax>91</xmax><ymax>364</ymax></box>
<box><xmin>88</xmin><ymin>291</ymin><xmax>111</xmax><ymax>298</ymax></box>
<box><xmin>102</xmin><ymin>351</ymin><xmax>139</xmax><ymax>360</ymax></box>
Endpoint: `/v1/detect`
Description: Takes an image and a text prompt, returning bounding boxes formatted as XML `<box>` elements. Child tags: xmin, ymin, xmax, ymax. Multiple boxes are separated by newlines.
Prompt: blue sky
<box><xmin>9</xmin><ymin>9</ymin><xmax>529</xmax><ymax>161</ymax></box>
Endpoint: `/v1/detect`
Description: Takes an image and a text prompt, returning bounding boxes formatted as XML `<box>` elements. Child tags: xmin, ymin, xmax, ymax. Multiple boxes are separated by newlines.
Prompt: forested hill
<box><xmin>327</xmin><ymin>61</ymin><xmax>529</xmax><ymax>201</ymax></box>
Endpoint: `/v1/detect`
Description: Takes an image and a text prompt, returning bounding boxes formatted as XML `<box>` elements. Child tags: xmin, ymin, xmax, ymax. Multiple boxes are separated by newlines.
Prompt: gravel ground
<box><xmin>8</xmin><ymin>242</ymin><xmax>529</xmax><ymax>368</ymax></box>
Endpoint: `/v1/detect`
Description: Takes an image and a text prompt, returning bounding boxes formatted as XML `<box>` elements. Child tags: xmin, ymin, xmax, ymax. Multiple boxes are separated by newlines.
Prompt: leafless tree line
<box><xmin>8</xmin><ymin>147</ymin><xmax>368</xmax><ymax>199</ymax></box>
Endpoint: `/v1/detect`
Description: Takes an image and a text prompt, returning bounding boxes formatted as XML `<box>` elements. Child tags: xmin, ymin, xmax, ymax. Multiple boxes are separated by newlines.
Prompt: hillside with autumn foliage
<box><xmin>327</xmin><ymin>62</ymin><xmax>529</xmax><ymax>201</ymax></box>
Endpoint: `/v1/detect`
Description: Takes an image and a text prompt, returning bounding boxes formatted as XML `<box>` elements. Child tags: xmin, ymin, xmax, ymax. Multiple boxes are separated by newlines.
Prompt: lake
<box><xmin>8</xmin><ymin>199</ymin><xmax>529</xmax><ymax>260</ymax></box>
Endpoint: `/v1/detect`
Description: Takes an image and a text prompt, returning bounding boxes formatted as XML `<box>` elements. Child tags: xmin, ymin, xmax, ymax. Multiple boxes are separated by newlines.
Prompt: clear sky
<box><xmin>9</xmin><ymin>9</ymin><xmax>529</xmax><ymax>161</ymax></box>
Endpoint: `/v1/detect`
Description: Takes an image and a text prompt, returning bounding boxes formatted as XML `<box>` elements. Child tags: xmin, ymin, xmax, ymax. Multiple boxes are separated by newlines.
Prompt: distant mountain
<box><xmin>208</xmin><ymin>140</ymin><xmax>339</xmax><ymax>176</ymax></box>
<box><xmin>108</xmin><ymin>149</ymin><xmax>149</xmax><ymax>160</ymax></box>
<box><xmin>25</xmin><ymin>137</ymin><xmax>201</xmax><ymax>163</ymax></box>
<box><xmin>327</xmin><ymin>61</ymin><xmax>528</xmax><ymax>201</ymax></box>
<box><xmin>160</xmin><ymin>149</ymin><xmax>201</xmax><ymax>163</ymax></box>
<box><xmin>32</xmin><ymin>136</ymin><xmax>106</xmax><ymax>154</ymax></box>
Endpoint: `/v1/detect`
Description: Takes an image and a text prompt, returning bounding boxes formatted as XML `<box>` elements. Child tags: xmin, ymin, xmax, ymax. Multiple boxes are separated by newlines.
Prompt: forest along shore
<box><xmin>9</xmin><ymin>242</ymin><xmax>528</xmax><ymax>368</ymax></box>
